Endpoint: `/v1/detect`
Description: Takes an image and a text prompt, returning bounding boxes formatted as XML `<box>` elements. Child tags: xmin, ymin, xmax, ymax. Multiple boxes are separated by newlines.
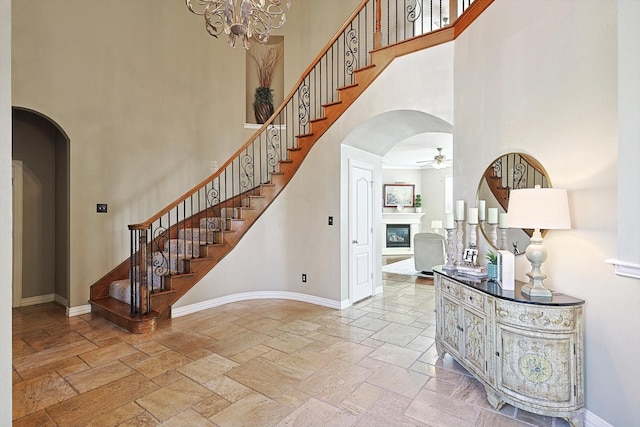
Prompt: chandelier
<box><xmin>186</xmin><ymin>0</ymin><xmax>291</xmax><ymax>49</ymax></box>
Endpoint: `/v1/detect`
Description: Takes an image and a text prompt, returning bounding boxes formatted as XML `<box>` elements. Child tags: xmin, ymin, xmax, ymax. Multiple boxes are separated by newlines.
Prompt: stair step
<box><xmin>200</xmin><ymin>216</ymin><xmax>231</xmax><ymax>231</ymax></box>
<box><xmin>165</xmin><ymin>239</ymin><xmax>200</xmax><ymax>258</ymax></box>
<box><xmin>90</xmin><ymin>297</ymin><xmax>159</xmax><ymax>334</ymax></box>
<box><xmin>338</xmin><ymin>83</ymin><xmax>358</xmax><ymax>91</ymax></box>
<box><xmin>130</xmin><ymin>265</ymin><xmax>163</xmax><ymax>289</ymax></box>
<box><xmin>310</xmin><ymin>116</ymin><xmax>327</xmax><ymax>124</ymax></box>
<box><xmin>109</xmin><ymin>279</ymin><xmax>134</xmax><ymax>305</ymax></box>
<box><xmin>153</xmin><ymin>250</ymin><xmax>191</xmax><ymax>274</ymax></box>
<box><xmin>178</xmin><ymin>227</ymin><xmax>217</xmax><ymax>242</ymax></box>
<box><xmin>322</xmin><ymin>100</ymin><xmax>342</xmax><ymax>108</ymax></box>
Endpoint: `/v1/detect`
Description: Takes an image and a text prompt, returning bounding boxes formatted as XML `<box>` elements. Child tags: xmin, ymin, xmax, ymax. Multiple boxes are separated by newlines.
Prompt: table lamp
<box><xmin>507</xmin><ymin>186</ymin><xmax>571</xmax><ymax>298</ymax></box>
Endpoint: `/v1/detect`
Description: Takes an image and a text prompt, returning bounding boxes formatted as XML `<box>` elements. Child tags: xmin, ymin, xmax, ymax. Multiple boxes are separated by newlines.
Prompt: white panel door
<box><xmin>349</xmin><ymin>160</ymin><xmax>373</xmax><ymax>303</ymax></box>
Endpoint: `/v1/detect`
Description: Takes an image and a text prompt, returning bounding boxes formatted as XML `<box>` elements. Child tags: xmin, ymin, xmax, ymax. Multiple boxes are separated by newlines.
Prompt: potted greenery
<box><xmin>485</xmin><ymin>249</ymin><xmax>498</xmax><ymax>280</ymax></box>
<box><xmin>414</xmin><ymin>194</ymin><xmax>422</xmax><ymax>213</ymax></box>
<box><xmin>249</xmin><ymin>45</ymin><xmax>282</xmax><ymax>124</ymax></box>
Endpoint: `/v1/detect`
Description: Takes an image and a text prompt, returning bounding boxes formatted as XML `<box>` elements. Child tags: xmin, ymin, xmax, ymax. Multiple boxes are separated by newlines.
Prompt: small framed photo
<box><xmin>384</xmin><ymin>184</ymin><xmax>415</xmax><ymax>207</ymax></box>
<box><xmin>463</xmin><ymin>247</ymin><xmax>479</xmax><ymax>264</ymax></box>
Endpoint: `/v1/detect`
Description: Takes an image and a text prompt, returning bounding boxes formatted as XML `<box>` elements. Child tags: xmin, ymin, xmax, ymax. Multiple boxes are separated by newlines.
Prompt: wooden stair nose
<box><xmin>90</xmin><ymin>297</ymin><xmax>159</xmax><ymax>334</ymax></box>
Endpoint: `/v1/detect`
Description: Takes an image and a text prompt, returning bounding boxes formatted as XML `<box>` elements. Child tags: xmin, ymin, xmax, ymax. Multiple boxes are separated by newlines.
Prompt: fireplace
<box><xmin>386</xmin><ymin>224</ymin><xmax>411</xmax><ymax>248</ymax></box>
<box><xmin>381</xmin><ymin>212</ymin><xmax>424</xmax><ymax>255</ymax></box>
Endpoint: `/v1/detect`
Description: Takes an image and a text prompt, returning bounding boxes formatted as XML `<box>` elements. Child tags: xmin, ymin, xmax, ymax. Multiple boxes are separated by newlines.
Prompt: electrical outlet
<box><xmin>328</xmin><ymin>216</ymin><xmax>333</xmax><ymax>225</ymax></box>
<box><xmin>302</xmin><ymin>274</ymin><xmax>307</xmax><ymax>283</ymax></box>
<box><xmin>97</xmin><ymin>203</ymin><xmax>108</xmax><ymax>213</ymax></box>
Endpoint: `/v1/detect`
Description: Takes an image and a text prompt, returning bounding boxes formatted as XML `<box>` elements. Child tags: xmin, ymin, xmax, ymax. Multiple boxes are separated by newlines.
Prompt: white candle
<box><xmin>455</xmin><ymin>200</ymin><xmax>465</xmax><ymax>221</ymax></box>
<box><xmin>444</xmin><ymin>213</ymin><xmax>455</xmax><ymax>229</ymax></box>
<box><xmin>488</xmin><ymin>207</ymin><xmax>498</xmax><ymax>224</ymax></box>
<box><xmin>478</xmin><ymin>200</ymin><xmax>486</xmax><ymax>221</ymax></box>
<box><xmin>468</xmin><ymin>208</ymin><xmax>479</xmax><ymax>224</ymax></box>
<box><xmin>499</xmin><ymin>212</ymin><xmax>508</xmax><ymax>228</ymax></box>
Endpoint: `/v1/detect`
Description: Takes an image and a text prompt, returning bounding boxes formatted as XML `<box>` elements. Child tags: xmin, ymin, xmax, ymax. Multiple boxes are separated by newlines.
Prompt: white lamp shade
<box><xmin>507</xmin><ymin>188</ymin><xmax>571</xmax><ymax>230</ymax></box>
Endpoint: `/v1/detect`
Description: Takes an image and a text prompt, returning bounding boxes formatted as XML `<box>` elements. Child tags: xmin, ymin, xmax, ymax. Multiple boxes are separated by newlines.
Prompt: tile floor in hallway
<box><xmin>12</xmin><ymin>265</ymin><xmax>570</xmax><ymax>426</ymax></box>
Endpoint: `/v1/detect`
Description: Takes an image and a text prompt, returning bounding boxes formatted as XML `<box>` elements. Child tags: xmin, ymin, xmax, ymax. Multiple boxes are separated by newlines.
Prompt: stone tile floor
<box><xmin>12</xmin><ymin>265</ymin><xmax>570</xmax><ymax>426</ymax></box>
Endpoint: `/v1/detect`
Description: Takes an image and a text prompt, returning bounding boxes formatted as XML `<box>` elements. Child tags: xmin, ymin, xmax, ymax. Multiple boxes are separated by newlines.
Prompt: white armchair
<box><xmin>414</xmin><ymin>232</ymin><xmax>446</xmax><ymax>275</ymax></box>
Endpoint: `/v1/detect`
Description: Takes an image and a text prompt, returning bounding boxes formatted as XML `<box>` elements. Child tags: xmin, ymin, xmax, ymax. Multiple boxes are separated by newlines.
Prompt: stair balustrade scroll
<box><xmin>126</xmin><ymin>0</ymin><xmax>474</xmax><ymax>317</ymax></box>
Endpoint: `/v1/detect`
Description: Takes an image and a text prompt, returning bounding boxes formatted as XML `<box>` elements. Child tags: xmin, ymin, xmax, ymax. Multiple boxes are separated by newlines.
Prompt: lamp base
<box><xmin>521</xmin><ymin>229</ymin><xmax>553</xmax><ymax>300</ymax></box>
<box><xmin>521</xmin><ymin>272</ymin><xmax>553</xmax><ymax>299</ymax></box>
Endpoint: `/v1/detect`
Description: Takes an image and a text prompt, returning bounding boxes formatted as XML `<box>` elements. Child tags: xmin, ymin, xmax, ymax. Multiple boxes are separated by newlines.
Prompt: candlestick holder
<box><xmin>468</xmin><ymin>222</ymin><xmax>478</xmax><ymax>254</ymax></box>
<box><xmin>444</xmin><ymin>228</ymin><xmax>456</xmax><ymax>270</ymax></box>
<box><xmin>488</xmin><ymin>223</ymin><xmax>498</xmax><ymax>247</ymax></box>
<box><xmin>455</xmin><ymin>220</ymin><xmax>465</xmax><ymax>265</ymax></box>
<box><xmin>499</xmin><ymin>227</ymin><xmax>508</xmax><ymax>251</ymax></box>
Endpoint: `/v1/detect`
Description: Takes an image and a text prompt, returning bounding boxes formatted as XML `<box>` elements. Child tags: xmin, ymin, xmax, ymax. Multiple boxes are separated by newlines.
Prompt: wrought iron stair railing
<box><xmin>121</xmin><ymin>0</ymin><xmax>478</xmax><ymax>318</ymax></box>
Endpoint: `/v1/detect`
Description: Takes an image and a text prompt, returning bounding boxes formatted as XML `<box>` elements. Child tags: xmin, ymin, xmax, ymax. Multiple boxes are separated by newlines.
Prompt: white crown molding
<box><xmin>171</xmin><ymin>291</ymin><xmax>347</xmax><ymax>318</ymax></box>
<box><xmin>605</xmin><ymin>258</ymin><xmax>640</xmax><ymax>279</ymax></box>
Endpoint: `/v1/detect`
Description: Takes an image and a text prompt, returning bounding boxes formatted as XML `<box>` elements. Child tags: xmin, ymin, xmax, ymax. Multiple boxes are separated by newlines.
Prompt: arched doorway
<box><xmin>342</xmin><ymin>110</ymin><xmax>453</xmax><ymax>304</ymax></box>
<box><xmin>12</xmin><ymin>107</ymin><xmax>70</xmax><ymax>308</ymax></box>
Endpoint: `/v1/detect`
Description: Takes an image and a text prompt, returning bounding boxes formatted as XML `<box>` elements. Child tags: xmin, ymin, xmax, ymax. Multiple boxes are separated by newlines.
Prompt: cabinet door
<box><xmin>441</xmin><ymin>293</ymin><xmax>461</xmax><ymax>356</ymax></box>
<box><xmin>496</xmin><ymin>323</ymin><xmax>580</xmax><ymax>410</ymax></box>
<box><xmin>461</xmin><ymin>306</ymin><xmax>487</xmax><ymax>379</ymax></box>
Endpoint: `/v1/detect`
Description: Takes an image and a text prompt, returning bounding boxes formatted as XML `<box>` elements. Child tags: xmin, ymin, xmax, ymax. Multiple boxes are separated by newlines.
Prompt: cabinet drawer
<box><xmin>461</xmin><ymin>287</ymin><xmax>485</xmax><ymax>312</ymax></box>
<box><xmin>441</xmin><ymin>278</ymin><xmax>460</xmax><ymax>298</ymax></box>
<box><xmin>495</xmin><ymin>300</ymin><xmax>580</xmax><ymax>332</ymax></box>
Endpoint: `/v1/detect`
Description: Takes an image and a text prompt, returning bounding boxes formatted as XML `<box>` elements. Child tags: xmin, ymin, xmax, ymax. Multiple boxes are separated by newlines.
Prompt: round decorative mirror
<box><xmin>477</xmin><ymin>153</ymin><xmax>550</xmax><ymax>255</ymax></box>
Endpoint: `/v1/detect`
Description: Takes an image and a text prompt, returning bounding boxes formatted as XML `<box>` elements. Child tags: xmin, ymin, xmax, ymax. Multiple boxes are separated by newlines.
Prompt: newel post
<box><xmin>129</xmin><ymin>224</ymin><xmax>150</xmax><ymax>316</ymax></box>
<box><xmin>374</xmin><ymin>0</ymin><xmax>382</xmax><ymax>49</ymax></box>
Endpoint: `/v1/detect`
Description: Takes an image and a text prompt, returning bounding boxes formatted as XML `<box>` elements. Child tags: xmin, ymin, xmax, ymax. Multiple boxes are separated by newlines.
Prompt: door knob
<box><xmin>352</xmin><ymin>240</ymin><xmax>358</xmax><ymax>244</ymax></box>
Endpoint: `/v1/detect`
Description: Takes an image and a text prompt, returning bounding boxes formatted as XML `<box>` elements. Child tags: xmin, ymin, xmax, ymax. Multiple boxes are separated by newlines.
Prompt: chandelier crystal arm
<box><xmin>187</xmin><ymin>0</ymin><xmax>291</xmax><ymax>49</ymax></box>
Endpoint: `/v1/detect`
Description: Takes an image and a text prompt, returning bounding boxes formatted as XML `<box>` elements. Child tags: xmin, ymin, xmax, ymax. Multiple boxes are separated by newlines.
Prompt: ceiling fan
<box><xmin>417</xmin><ymin>147</ymin><xmax>452</xmax><ymax>169</ymax></box>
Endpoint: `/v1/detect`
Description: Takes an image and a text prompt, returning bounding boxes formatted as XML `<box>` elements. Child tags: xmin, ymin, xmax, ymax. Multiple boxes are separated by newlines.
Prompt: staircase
<box><xmin>89</xmin><ymin>0</ymin><xmax>493</xmax><ymax>333</ymax></box>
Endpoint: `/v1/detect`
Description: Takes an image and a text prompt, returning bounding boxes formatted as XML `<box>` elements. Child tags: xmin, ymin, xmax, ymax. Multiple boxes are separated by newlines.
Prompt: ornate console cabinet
<box><xmin>434</xmin><ymin>267</ymin><xmax>585</xmax><ymax>427</ymax></box>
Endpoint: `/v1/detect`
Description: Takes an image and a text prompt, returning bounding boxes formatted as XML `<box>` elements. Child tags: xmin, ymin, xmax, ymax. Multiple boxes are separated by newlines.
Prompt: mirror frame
<box><xmin>477</xmin><ymin>152</ymin><xmax>551</xmax><ymax>255</ymax></box>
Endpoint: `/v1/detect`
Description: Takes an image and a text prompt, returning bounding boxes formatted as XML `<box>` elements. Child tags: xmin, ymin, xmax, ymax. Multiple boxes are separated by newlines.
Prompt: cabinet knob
<box><xmin>495</xmin><ymin>351</ymin><xmax>500</xmax><ymax>357</ymax></box>
<box><xmin>469</xmin><ymin>296</ymin><xmax>473</xmax><ymax>301</ymax></box>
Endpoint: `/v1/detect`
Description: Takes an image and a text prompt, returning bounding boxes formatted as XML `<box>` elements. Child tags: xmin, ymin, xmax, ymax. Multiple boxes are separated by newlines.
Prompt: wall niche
<box><xmin>245</xmin><ymin>36</ymin><xmax>285</xmax><ymax>124</ymax></box>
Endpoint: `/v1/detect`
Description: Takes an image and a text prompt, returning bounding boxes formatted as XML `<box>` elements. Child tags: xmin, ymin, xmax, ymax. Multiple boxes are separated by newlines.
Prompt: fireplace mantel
<box><xmin>381</xmin><ymin>213</ymin><xmax>425</xmax><ymax>255</ymax></box>
<box><xmin>382</xmin><ymin>213</ymin><xmax>425</xmax><ymax>223</ymax></box>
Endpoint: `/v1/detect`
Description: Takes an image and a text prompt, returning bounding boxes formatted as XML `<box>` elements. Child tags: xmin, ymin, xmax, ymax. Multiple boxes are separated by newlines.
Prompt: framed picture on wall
<box><xmin>383</xmin><ymin>184</ymin><xmax>415</xmax><ymax>207</ymax></box>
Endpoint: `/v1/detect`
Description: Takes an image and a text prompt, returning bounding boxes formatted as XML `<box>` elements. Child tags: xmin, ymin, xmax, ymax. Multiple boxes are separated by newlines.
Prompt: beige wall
<box><xmin>454</xmin><ymin>1</ymin><xmax>639</xmax><ymax>425</ymax></box>
<box><xmin>11</xmin><ymin>0</ymin><xmax>360</xmax><ymax>307</ymax></box>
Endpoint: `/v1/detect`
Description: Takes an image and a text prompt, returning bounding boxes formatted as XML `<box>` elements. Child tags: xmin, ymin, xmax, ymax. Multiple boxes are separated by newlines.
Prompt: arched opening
<box><xmin>342</xmin><ymin>109</ymin><xmax>453</xmax><ymax>303</ymax></box>
<box><xmin>12</xmin><ymin>107</ymin><xmax>70</xmax><ymax>308</ymax></box>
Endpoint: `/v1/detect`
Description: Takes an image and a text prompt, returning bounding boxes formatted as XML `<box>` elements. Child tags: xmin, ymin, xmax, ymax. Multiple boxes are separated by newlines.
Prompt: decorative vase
<box><xmin>487</xmin><ymin>263</ymin><xmax>497</xmax><ymax>280</ymax></box>
<box><xmin>415</xmin><ymin>207</ymin><xmax>422</xmax><ymax>213</ymax></box>
<box><xmin>254</xmin><ymin>102</ymin><xmax>274</xmax><ymax>124</ymax></box>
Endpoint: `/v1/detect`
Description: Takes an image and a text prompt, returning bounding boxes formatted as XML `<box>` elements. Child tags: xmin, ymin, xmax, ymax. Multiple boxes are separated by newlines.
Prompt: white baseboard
<box><xmin>20</xmin><ymin>293</ymin><xmax>56</xmax><ymax>306</ymax></box>
<box><xmin>374</xmin><ymin>285</ymin><xmax>384</xmax><ymax>295</ymax></box>
<box><xmin>19</xmin><ymin>293</ymin><xmax>91</xmax><ymax>318</ymax></box>
<box><xmin>172</xmin><ymin>291</ymin><xmax>345</xmax><ymax>318</ymax></box>
<box><xmin>586</xmin><ymin>410</ymin><xmax>613</xmax><ymax>427</ymax></box>
<box><xmin>67</xmin><ymin>304</ymin><xmax>91</xmax><ymax>317</ymax></box>
<box><xmin>54</xmin><ymin>294</ymin><xmax>68</xmax><ymax>307</ymax></box>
